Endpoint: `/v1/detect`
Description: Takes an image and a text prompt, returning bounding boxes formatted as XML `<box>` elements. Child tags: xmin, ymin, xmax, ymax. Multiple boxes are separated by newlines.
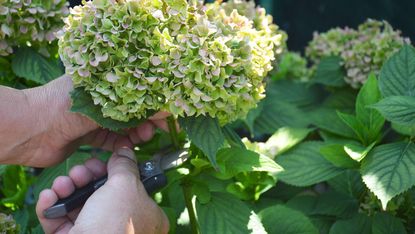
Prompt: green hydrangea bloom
<box><xmin>0</xmin><ymin>213</ymin><xmax>19</xmax><ymax>234</ymax></box>
<box><xmin>272</xmin><ymin>52</ymin><xmax>310</xmax><ymax>81</ymax></box>
<box><xmin>306</xmin><ymin>19</ymin><xmax>410</xmax><ymax>88</ymax></box>
<box><xmin>0</xmin><ymin>0</ymin><xmax>69</xmax><ymax>56</ymax></box>
<box><xmin>59</xmin><ymin>0</ymin><xmax>285</xmax><ymax>124</ymax></box>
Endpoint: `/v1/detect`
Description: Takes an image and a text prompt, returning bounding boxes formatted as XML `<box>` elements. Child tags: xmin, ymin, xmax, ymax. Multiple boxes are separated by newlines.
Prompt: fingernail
<box><xmin>116</xmin><ymin>147</ymin><xmax>136</xmax><ymax>162</ymax></box>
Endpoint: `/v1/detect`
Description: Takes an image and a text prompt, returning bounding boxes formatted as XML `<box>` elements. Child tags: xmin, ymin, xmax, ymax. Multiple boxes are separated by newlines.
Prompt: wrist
<box><xmin>2</xmin><ymin>75</ymin><xmax>98</xmax><ymax>166</ymax></box>
<box><xmin>26</xmin><ymin>74</ymin><xmax>99</xmax><ymax>139</ymax></box>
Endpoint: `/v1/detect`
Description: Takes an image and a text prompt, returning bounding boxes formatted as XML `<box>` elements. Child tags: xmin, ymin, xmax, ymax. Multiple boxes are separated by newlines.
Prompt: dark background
<box><xmin>259</xmin><ymin>0</ymin><xmax>415</xmax><ymax>52</ymax></box>
<box><xmin>69</xmin><ymin>0</ymin><xmax>415</xmax><ymax>52</ymax></box>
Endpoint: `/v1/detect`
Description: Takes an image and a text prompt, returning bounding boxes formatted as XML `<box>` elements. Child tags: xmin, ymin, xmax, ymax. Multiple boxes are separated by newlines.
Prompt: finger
<box><xmin>107</xmin><ymin>147</ymin><xmax>139</xmax><ymax>179</ymax></box>
<box><xmin>149</xmin><ymin>111</ymin><xmax>170</xmax><ymax>120</ymax></box>
<box><xmin>81</xmin><ymin>129</ymin><xmax>109</xmax><ymax>148</ymax></box>
<box><xmin>127</xmin><ymin>128</ymin><xmax>142</xmax><ymax>144</ymax></box>
<box><xmin>36</xmin><ymin>189</ymin><xmax>74</xmax><ymax>234</ymax></box>
<box><xmin>66</xmin><ymin>207</ymin><xmax>82</xmax><ymax>225</ymax></box>
<box><xmin>135</xmin><ymin>121</ymin><xmax>155</xmax><ymax>142</ymax></box>
<box><xmin>51</xmin><ymin>176</ymin><xmax>75</xmax><ymax>199</ymax></box>
<box><xmin>101</xmin><ymin>132</ymin><xmax>118</xmax><ymax>150</ymax></box>
<box><xmin>84</xmin><ymin>157</ymin><xmax>107</xmax><ymax>178</ymax></box>
<box><xmin>151</xmin><ymin>119</ymin><xmax>169</xmax><ymax>132</ymax></box>
<box><xmin>113</xmin><ymin>135</ymin><xmax>134</xmax><ymax>150</ymax></box>
<box><xmin>68</xmin><ymin>165</ymin><xmax>94</xmax><ymax>188</ymax></box>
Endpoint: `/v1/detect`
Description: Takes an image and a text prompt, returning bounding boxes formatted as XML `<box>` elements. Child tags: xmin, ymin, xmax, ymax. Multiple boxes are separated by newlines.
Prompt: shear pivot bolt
<box><xmin>144</xmin><ymin>162</ymin><xmax>154</xmax><ymax>171</ymax></box>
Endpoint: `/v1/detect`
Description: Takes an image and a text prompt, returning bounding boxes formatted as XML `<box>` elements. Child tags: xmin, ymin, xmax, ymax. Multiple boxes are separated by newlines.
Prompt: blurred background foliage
<box><xmin>257</xmin><ymin>0</ymin><xmax>415</xmax><ymax>51</ymax></box>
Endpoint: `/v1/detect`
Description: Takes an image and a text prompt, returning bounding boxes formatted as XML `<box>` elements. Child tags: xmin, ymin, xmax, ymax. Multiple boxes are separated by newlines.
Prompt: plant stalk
<box><xmin>182</xmin><ymin>183</ymin><xmax>199</xmax><ymax>234</ymax></box>
<box><xmin>167</xmin><ymin>115</ymin><xmax>180</xmax><ymax>149</ymax></box>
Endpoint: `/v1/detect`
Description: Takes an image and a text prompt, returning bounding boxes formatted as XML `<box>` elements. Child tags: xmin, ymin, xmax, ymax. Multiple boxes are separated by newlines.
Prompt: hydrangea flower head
<box><xmin>306</xmin><ymin>19</ymin><xmax>410</xmax><ymax>88</ymax></box>
<box><xmin>59</xmin><ymin>0</ymin><xmax>285</xmax><ymax>124</ymax></box>
<box><xmin>0</xmin><ymin>0</ymin><xmax>69</xmax><ymax>56</ymax></box>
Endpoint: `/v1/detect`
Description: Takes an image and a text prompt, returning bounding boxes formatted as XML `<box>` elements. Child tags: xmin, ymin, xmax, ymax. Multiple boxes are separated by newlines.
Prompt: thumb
<box><xmin>107</xmin><ymin>147</ymin><xmax>139</xmax><ymax>179</ymax></box>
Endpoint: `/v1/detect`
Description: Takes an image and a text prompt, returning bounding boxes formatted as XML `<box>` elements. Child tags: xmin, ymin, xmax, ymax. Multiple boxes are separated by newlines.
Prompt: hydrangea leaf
<box><xmin>319</xmin><ymin>144</ymin><xmax>360</xmax><ymax>169</ymax></box>
<box><xmin>70</xmin><ymin>87</ymin><xmax>142</xmax><ymax>131</ymax></box>
<box><xmin>379</xmin><ymin>44</ymin><xmax>415</xmax><ymax>97</ymax></box>
<box><xmin>327</xmin><ymin>170</ymin><xmax>366</xmax><ymax>199</ymax></box>
<box><xmin>254</xmin><ymin>100</ymin><xmax>309</xmax><ymax>135</ymax></box>
<box><xmin>195</xmin><ymin>192</ymin><xmax>266</xmax><ymax>234</ymax></box>
<box><xmin>371</xmin><ymin>96</ymin><xmax>415</xmax><ymax>126</ymax></box>
<box><xmin>276</xmin><ymin>141</ymin><xmax>345</xmax><ymax>186</ymax></box>
<box><xmin>179</xmin><ymin>116</ymin><xmax>224</xmax><ymax>167</ymax></box>
<box><xmin>329</xmin><ymin>214</ymin><xmax>372</xmax><ymax>234</ymax></box>
<box><xmin>222</xmin><ymin>125</ymin><xmax>245</xmax><ymax>149</ymax></box>
<box><xmin>287</xmin><ymin>191</ymin><xmax>359</xmax><ymax>219</ymax></box>
<box><xmin>361</xmin><ymin>142</ymin><xmax>415</xmax><ymax>209</ymax></box>
<box><xmin>371</xmin><ymin>213</ymin><xmax>407</xmax><ymax>234</ymax></box>
<box><xmin>11</xmin><ymin>47</ymin><xmax>64</xmax><ymax>84</ymax></box>
<box><xmin>214</xmin><ymin>148</ymin><xmax>283</xmax><ymax>180</ymax></box>
<box><xmin>258</xmin><ymin>205</ymin><xmax>319</xmax><ymax>234</ymax></box>
<box><xmin>355</xmin><ymin>73</ymin><xmax>385</xmax><ymax>142</ymax></box>
<box><xmin>312</xmin><ymin>56</ymin><xmax>346</xmax><ymax>87</ymax></box>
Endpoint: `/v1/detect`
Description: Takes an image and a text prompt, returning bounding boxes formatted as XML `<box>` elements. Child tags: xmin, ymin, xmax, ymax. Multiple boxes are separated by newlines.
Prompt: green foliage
<box><xmin>195</xmin><ymin>192</ymin><xmax>266</xmax><ymax>234</ymax></box>
<box><xmin>253</xmin><ymin>100</ymin><xmax>309</xmax><ymax>135</ymax></box>
<box><xmin>371</xmin><ymin>213</ymin><xmax>407</xmax><ymax>234</ymax></box>
<box><xmin>371</xmin><ymin>96</ymin><xmax>415</xmax><ymax>126</ymax></box>
<box><xmin>11</xmin><ymin>47</ymin><xmax>64</xmax><ymax>84</ymax></box>
<box><xmin>287</xmin><ymin>191</ymin><xmax>359</xmax><ymax>219</ymax></box>
<box><xmin>361</xmin><ymin>142</ymin><xmax>415</xmax><ymax>209</ymax></box>
<box><xmin>379</xmin><ymin>45</ymin><xmax>415</xmax><ymax>97</ymax></box>
<box><xmin>222</xmin><ymin>125</ymin><xmax>246</xmax><ymax>149</ymax></box>
<box><xmin>180</xmin><ymin>116</ymin><xmax>225</xmax><ymax>167</ymax></box>
<box><xmin>70</xmin><ymin>87</ymin><xmax>143</xmax><ymax>131</ymax></box>
<box><xmin>258</xmin><ymin>205</ymin><xmax>319</xmax><ymax>234</ymax></box>
<box><xmin>312</xmin><ymin>56</ymin><xmax>346</xmax><ymax>87</ymax></box>
<box><xmin>320</xmin><ymin>144</ymin><xmax>359</xmax><ymax>169</ymax></box>
<box><xmin>272</xmin><ymin>52</ymin><xmax>310</xmax><ymax>81</ymax></box>
<box><xmin>215</xmin><ymin>148</ymin><xmax>283</xmax><ymax>179</ymax></box>
<box><xmin>327</xmin><ymin>170</ymin><xmax>366</xmax><ymax>199</ymax></box>
<box><xmin>0</xmin><ymin>166</ymin><xmax>31</xmax><ymax>211</ymax></box>
<box><xmin>355</xmin><ymin>74</ymin><xmax>385</xmax><ymax>142</ymax></box>
<box><xmin>276</xmin><ymin>142</ymin><xmax>345</xmax><ymax>186</ymax></box>
<box><xmin>329</xmin><ymin>214</ymin><xmax>372</xmax><ymax>234</ymax></box>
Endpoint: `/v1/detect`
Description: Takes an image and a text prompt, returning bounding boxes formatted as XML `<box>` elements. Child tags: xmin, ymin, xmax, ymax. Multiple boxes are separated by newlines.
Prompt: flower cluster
<box><xmin>272</xmin><ymin>52</ymin><xmax>310</xmax><ymax>81</ymax></box>
<box><xmin>306</xmin><ymin>19</ymin><xmax>410</xmax><ymax>88</ymax></box>
<box><xmin>0</xmin><ymin>213</ymin><xmax>18</xmax><ymax>233</ymax></box>
<box><xmin>59</xmin><ymin>0</ymin><xmax>285</xmax><ymax>124</ymax></box>
<box><xmin>0</xmin><ymin>0</ymin><xmax>69</xmax><ymax>56</ymax></box>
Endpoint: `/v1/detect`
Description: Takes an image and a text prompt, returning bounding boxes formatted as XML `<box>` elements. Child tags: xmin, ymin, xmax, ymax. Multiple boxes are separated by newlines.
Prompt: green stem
<box><xmin>182</xmin><ymin>182</ymin><xmax>199</xmax><ymax>234</ymax></box>
<box><xmin>167</xmin><ymin>116</ymin><xmax>180</xmax><ymax>149</ymax></box>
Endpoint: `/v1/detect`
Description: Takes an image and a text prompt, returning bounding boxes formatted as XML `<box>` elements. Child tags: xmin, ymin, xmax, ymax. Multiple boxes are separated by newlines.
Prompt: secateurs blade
<box><xmin>43</xmin><ymin>148</ymin><xmax>189</xmax><ymax>219</ymax></box>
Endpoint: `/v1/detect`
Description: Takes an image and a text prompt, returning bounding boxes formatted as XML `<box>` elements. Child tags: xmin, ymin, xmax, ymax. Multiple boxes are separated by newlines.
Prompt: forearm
<box><xmin>0</xmin><ymin>84</ymin><xmax>37</xmax><ymax>164</ymax></box>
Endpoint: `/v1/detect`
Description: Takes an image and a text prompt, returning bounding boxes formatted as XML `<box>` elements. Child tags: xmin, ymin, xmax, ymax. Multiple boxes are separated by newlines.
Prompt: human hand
<box><xmin>1</xmin><ymin>75</ymin><xmax>173</xmax><ymax>167</ymax></box>
<box><xmin>36</xmin><ymin>148</ymin><xmax>169</xmax><ymax>234</ymax></box>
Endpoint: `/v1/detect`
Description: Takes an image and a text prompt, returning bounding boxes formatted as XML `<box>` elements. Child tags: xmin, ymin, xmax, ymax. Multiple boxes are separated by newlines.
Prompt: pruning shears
<box><xmin>43</xmin><ymin>148</ymin><xmax>189</xmax><ymax>219</ymax></box>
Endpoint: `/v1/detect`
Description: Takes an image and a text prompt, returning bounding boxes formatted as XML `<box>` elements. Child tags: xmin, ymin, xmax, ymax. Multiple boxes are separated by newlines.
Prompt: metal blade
<box><xmin>158</xmin><ymin>149</ymin><xmax>189</xmax><ymax>170</ymax></box>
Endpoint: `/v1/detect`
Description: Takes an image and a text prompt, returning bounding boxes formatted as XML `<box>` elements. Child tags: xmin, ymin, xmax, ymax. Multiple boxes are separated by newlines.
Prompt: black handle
<box><xmin>142</xmin><ymin>174</ymin><xmax>167</xmax><ymax>194</ymax></box>
<box><xmin>44</xmin><ymin>173</ymin><xmax>167</xmax><ymax>219</ymax></box>
<box><xmin>62</xmin><ymin>176</ymin><xmax>107</xmax><ymax>213</ymax></box>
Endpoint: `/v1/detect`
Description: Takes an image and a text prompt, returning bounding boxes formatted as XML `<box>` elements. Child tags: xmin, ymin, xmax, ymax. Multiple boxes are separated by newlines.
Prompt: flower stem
<box><xmin>167</xmin><ymin>115</ymin><xmax>180</xmax><ymax>149</ymax></box>
<box><xmin>182</xmin><ymin>182</ymin><xmax>199</xmax><ymax>234</ymax></box>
